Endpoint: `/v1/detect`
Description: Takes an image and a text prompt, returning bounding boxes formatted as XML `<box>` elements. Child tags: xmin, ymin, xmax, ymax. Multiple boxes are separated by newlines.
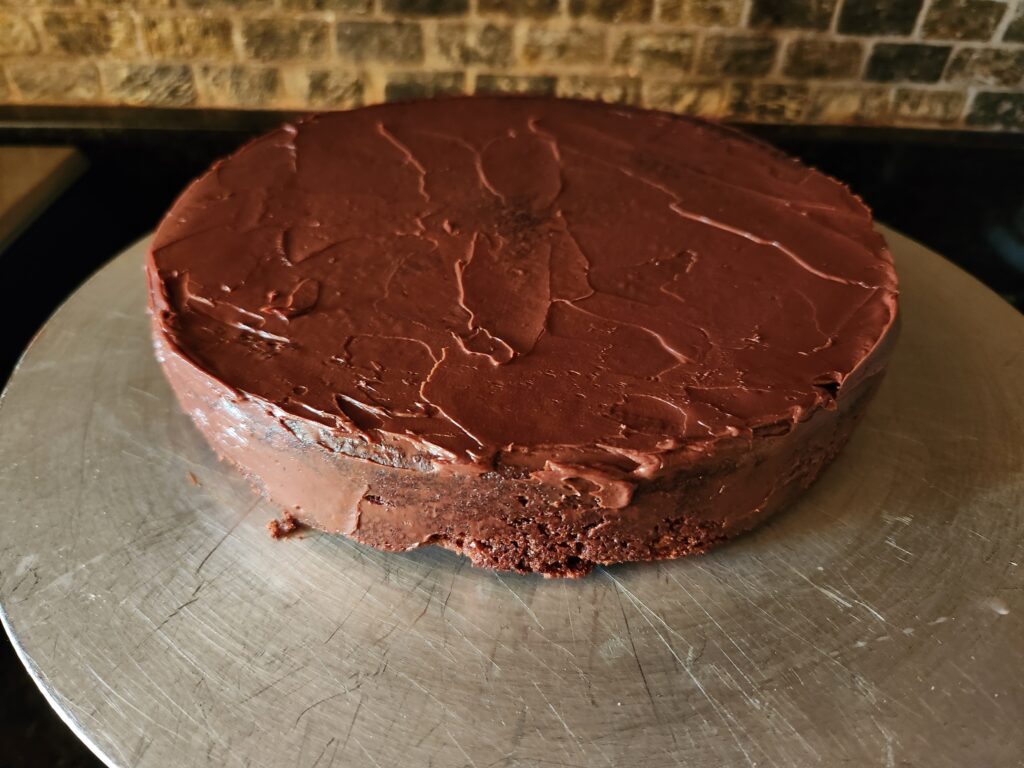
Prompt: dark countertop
<box><xmin>0</xmin><ymin>109</ymin><xmax>1022</xmax><ymax>767</ymax></box>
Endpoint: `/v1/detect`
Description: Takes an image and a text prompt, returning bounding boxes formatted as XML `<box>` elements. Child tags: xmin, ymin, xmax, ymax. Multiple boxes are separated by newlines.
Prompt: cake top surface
<box><xmin>149</xmin><ymin>97</ymin><xmax>897</xmax><ymax>471</ymax></box>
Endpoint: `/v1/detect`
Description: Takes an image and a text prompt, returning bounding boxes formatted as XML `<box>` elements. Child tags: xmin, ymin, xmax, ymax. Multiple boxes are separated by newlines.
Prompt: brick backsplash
<box><xmin>1</xmin><ymin>0</ymin><xmax>1023</xmax><ymax>130</ymax></box>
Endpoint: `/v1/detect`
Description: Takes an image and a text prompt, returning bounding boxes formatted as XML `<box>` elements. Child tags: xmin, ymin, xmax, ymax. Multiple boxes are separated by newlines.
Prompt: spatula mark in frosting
<box><xmin>534</xmin><ymin>119</ymin><xmax>883</xmax><ymax>290</ymax></box>
<box><xmin>376</xmin><ymin>121</ymin><xmax>430</xmax><ymax>206</ymax></box>
<box><xmin>666</xmin><ymin>204</ymin><xmax>879</xmax><ymax>290</ymax></box>
<box><xmin>607</xmin><ymin>158</ymin><xmax>882</xmax><ymax>290</ymax></box>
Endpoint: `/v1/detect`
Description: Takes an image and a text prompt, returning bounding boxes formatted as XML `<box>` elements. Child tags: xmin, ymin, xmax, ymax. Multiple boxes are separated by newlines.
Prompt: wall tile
<box><xmin>865</xmin><ymin>42</ymin><xmax>951</xmax><ymax>82</ymax></box>
<box><xmin>644</xmin><ymin>80</ymin><xmax>730</xmax><ymax>116</ymax></box>
<box><xmin>967</xmin><ymin>90</ymin><xmax>1024</xmax><ymax>128</ymax></box>
<box><xmin>729</xmin><ymin>82</ymin><xmax>809</xmax><ymax>120</ymax></box>
<box><xmin>569</xmin><ymin>0</ymin><xmax>653</xmax><ymax>22</ymax></box>
<box><xmin>102</xmin><ymin>62</ymin><xmax>196</xmax><ymax>105</ymax></box>
<box><xmin>783</xmin><ymin>38</ymin><xmax>863</xmax><ymax>78</ymax></box>
<box><xmin>197</xmin><ymin>63</ymin><xmax>281</xmax><ymax>106</ymax></box>
<box><xmin>0</xmin><ymin>0</ymin><xmax>1022</xmax><ymax>131</ymax></box>
<box><xmin>922</xmin><ymin>0</ymin><xmax>1008</xmax><ymax>41</ymax></box>
<box><xmin>892</xmin><ymin>87</ymin><xmax>965</xmax><ymax>122</ymax></box>
<box><xmin>385</xmin><ymin>70</ymin><xmax>465</xmax><ymax>100</ymax></box>
<box><xmin>475</xmin><ymin>73</ymin><xmax>557</xmax><ymax>94</ymax></box>
<box><xmin>1005</xmin><ymin>5</ymin><xmax>1024</xmax><ymax>41</ymax></box>
<box><xmin>946</xmin><ymin>47</ymin><xmax>1024</xmax><ymax>87</ymax></box>
<box><xmin>613</xmin><ymin>31</ymin><xmax>695</xmax><ymax>73</ymax></box>
<box><xmin>749</xmin><ymin>0</ymin><xmax>836</xmax><ymax>29</ymax></box>
<box><xmin>557</xmin><ymin>74</ymin><xmax>641</xmax><ymax>102</ymax></box>
<box><xmin>307</xmin><ymin>69</ymin><xmax>364</xmax><ymax>107</ymax></box>
<box><xmin>7</xmin><ymin>60</ymin><xmax>100</xmax><ymax>102</ymax></box>
<box><xmin>0</xmin><ymin>0</ymin><xmax>71</xmax><ymax>6</ymax></box>
<box><xmin>478</xmin><ymin>0</ymin><xmax>560</xmax><ymax>17</ymax></box>
<box><xmin>0</xmin><ymin>13</ymin><xmax>41</xmax><ymax>57</ymax></box>
<box><xmin>436</xmin><ymin>22</ymin><xmax>514</xmax><ymax>67</ymax></box>
<box><xmin>281</xmin><ymin>0</ymin><xmax>372</xmax><ymax>11</ymax></box>
<box><xmin>521</xmin><ymin>26</ymin><xmax>607</xmax><ymax>65</ymax></box>
<box><xmin>0</xmin><ymin>0</ymin><xmax>74</xmax><ymax>5</ymax></box>
<box><xmin>966</xmin><ymin>90</ymin><xmax>1024</xmax><ymax>128</ymax></box>
<box><xmin>42</xmin><ymin>11</ymin><xmax>138</xmax><ymax>57</ymax></box>
<box><xmin>242</xmin><ymin>18</ymin><xmax>328</xmax><ymax>62</ymax></box>
<box><xmin>143</xmin><ymin>16</ymin><xmax>234</xmax><ymax>60</ymax></box>
<box><xmin>90</xmin><ymin>0</ymin><xmax>176</xmax><ymax>6</ymax></box>
<box><xmin>382</xmin><ymin>0</ymin><xmax>469</xmax><ymax>16</ymax></box>
<box><xmin>698</xmin><ymin>35</ymin><xmax>777</xmax><ymax>76</ymax></box>
<box><xmin>836</xmin><ymin>0</ymin><xmax>923</xmax><ymax>36</ymax></box>
<box><xmin>806</xmin><ymin>85</ymin><xmax>892</xmax><ymax>122</ymax></box>
<box><xmin>658</xmin><ymin>0</ymin><xmax>744</xmax><ymax>26</ymax></box>
<box><xmin>337</xmin><ymin>21</ymin><xmax>424</xmax><ymax>64</ymax></box>
<box><xmin>181</xmin><ymin>0</ymin><xmax>273</xmax><ymax>8</ymax></box>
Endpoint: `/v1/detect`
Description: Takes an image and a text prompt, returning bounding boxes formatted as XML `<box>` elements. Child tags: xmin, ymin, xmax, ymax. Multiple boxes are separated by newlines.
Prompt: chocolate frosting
<box><xmin>149</xmin><ymin>98</ymin><xmax>898</xmax><ymax>500</ymax></box>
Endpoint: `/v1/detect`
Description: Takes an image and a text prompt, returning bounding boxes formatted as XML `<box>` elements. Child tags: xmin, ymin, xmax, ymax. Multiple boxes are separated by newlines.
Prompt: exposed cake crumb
<box><xmin>267</xmin><ymin>511</ymin><xmax>303</xmax><ymax>539</ymax></box>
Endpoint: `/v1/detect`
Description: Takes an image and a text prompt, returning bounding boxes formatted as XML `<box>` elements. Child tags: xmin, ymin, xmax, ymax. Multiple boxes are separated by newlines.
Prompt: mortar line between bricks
<box><xmin>911</xmin><ymin>0</ymin><xmax>932</xmax><ymax>39</ymax></box>
<box><xmin>993</xmin><ymin>0</ymin><xmax>1021</xmax><ymax>43</ymax></box>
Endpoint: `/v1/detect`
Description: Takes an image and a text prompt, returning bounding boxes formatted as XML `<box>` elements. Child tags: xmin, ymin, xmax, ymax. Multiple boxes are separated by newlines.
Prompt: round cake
<box><xmin>147</xmin><ymin>97</ymin><xmax>899</xmax><ymax>577</ymax></box>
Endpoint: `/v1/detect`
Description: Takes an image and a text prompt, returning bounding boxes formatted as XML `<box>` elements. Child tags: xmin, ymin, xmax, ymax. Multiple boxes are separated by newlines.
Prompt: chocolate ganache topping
<box><xmin>149</xmin><ymin>98</ymin><xmax>898</xmax><ymax>508</ymax></box>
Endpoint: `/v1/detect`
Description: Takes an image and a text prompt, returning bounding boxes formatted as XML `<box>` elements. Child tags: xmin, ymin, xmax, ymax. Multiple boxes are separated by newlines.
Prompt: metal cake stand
<box><xmin>1</xmin><ymin>228</ymin><xmax>1022</xmax><ymax>767</ymax></box>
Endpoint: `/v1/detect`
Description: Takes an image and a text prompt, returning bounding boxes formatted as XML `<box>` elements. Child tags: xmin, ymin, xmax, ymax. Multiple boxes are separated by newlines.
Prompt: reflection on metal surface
<box><xmin>0</xmin><ymin>229</ymin><xmax>1023</xmax><ymax>767</ymax></box>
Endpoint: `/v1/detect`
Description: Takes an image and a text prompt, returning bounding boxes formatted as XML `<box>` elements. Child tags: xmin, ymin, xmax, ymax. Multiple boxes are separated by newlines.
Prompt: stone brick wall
<box><xmin>1</xmin><ymin>0</ymin><xmax>1023</xmax><ymax>130</ymax></box>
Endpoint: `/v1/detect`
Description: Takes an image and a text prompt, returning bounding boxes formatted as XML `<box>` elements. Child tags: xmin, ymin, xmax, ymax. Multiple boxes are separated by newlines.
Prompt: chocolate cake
<box><xmin>147</xmin><ymin>97</ymin><xmax>898</xmax><ymax>577</ymax></box>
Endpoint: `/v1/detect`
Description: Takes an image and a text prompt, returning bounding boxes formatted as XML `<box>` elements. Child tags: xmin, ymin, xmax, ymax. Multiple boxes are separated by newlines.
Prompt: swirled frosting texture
<box><xmin>149</xmin><ymin>98</ymin><xmax>898</xmax><ymax>481</ymax></box>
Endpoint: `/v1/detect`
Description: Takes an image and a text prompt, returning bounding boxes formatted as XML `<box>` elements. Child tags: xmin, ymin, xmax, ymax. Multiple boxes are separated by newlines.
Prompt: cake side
<box><xmin>152</xmin><ymin>317</ymin><xmax>894</xmax><ymax>577</ymax></box>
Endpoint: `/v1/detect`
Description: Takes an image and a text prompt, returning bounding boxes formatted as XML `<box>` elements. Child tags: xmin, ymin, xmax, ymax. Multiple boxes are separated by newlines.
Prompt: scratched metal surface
<box><xmin>1</xmin><ymin>228</ymin><xmax>1022</xmax><ymax>768</ymax></box>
